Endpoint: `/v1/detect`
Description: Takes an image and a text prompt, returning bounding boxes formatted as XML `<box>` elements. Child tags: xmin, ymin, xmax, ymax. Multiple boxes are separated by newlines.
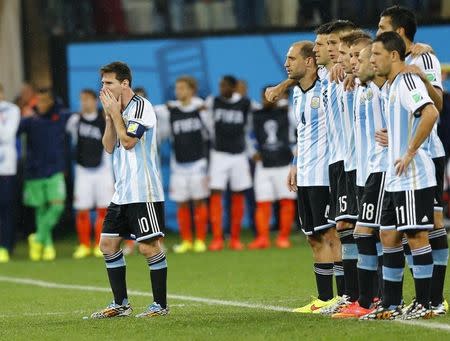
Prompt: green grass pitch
<box><xmin>1</xmin><ymin>232</ymin><xmax>449</xmax><ymax>340</ymax></box>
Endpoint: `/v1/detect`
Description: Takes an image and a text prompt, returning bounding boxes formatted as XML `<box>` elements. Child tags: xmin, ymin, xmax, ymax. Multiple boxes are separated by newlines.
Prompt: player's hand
<box><xmin>410</xmin><ymin>42</ymin><xmax>434</xmax><ymax>57</ymax></box>
<box><xmin>99</xmin><ymin>89</ymin><xmax>121</xmax><ymax>116</ymax></box>
<box><xmin>331</xmin><ymin>63</ymin><xmax>345</xmax><ymax>83</ymax></box>
<box><xmin>265</xmin><ymin>85</ymin><xmax>284</xmax><ymax>103</ymax></box>
<box><xmin>344</xmin><ymin>74</ymin><xmax>356</xmax><ymax>91</ymax></box>
<box><xmin>375</xmin><ymin>128</ymin><xmax>389</xmax><ymax>147</ymax></box>
<box><xmin>395</xmin><ymin>149</ymin><xmax>416</xmax><ymax>176</ymax></box>
<box><xmin>403</xmin><ymin>64</ymin><xmax>427</xmax><ymax>82</ymax></box>
<box><xmin>287</xmin><ymin>165</ymin><xmax>297</xmax><ymax>192</ymax></box>
<box><xmin>252</xmin><ymin>153</ymin><xmax>261</xmax><ymax>162</ymax></box>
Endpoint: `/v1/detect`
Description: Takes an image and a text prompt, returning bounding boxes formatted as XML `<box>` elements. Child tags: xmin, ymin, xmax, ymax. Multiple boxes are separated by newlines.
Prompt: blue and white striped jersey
<box><xmin>365</xmin><ymin>81</ymin><xmax>388</xmax><ymax>174</ymax></box>
<box><xmin>353</xmin><ymin>84</ymin><xmax>369</xmax><ymax>187</ymax></box>
<box><xmin>294</xmin><ymin>78</ymin><xmax>329</xmax><ymax>186</ymax></box>
<box><xmin>0</xmin><ymin>100</ymin><xmax>20</xmax><ymax>176</ymax></box>
<box><xmin>111</xmin><ymin>95</ymin><xmax>165</xmax><ymax>204</ymax></box>
<box><xmin>406</xmin><ymin>52</ymin><xmax>445</xmax><ymax>159</ymax></box>
<box><xmin>325</xmin><ymin>77</ymin><xmax>345</xmax><ymax>165</ymax></box>
<box><xmin>384</xmin><ymin>73</ymin><xmax>436</xmax><ymax>192</ymax></box>
<box><xmin>340</xmin><ymin>85</ymin><xmax>356</xmax><ymax>171</ymax></box>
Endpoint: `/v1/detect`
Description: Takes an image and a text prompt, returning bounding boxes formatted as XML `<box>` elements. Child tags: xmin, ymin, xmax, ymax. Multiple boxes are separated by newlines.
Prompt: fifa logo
<box><xmin>264</xmin><ymin>120</ymin><xmax>278</xmax><ymax>145</ymax></box>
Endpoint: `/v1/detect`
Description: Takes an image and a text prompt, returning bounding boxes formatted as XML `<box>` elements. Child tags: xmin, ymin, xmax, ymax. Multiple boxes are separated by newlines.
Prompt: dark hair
<box><xmin>374</xmin><ymin>31</ymin><xmax>406</xmax><ymax>61</ymax></box>
<box><xmin>341</xmin><ymin>30</ymin><xmax>372</xmax><ymax>47</ymax></box>
<box><xmin>380</xmin><ymin>5</ymin><xmax>417</xmax><ymax>41</ymax></box>
<box><xmin>328</xmin><ymin>20</ymin><xmax>357</xmax><ymax>34</ymax></box>
<box><xmin>315</xmin><ymin>22</ymin><xmax>333</xmax><ymax>35</ymax></box>
<box><xmin>222</xmin><ymin>75</ymin><xmax>237</xmax><ymax>87</ymax></box>
<box><xmin>100</xmin><ymin>61</ymin><xmax>133</xmax><ymax>87</ymax></box>
<box><xmin>80</xmin><ymin>88</ymin><xmax>97</xmax><ymax>99</ymax></box>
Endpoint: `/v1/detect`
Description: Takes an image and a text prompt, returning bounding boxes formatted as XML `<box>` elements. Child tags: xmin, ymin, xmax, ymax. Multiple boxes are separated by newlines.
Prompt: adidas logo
<box><xmin>421</xmin><ymin>216</ymin><xmax>429</xmax><ymax>223</ymax></box>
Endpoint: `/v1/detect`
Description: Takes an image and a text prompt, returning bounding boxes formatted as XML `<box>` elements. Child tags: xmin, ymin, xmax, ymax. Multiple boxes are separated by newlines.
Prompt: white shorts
<box><xmin>254</xmin><ymin>163</ymin><xmax>296</xmax><ymax>202</ymax></box>
<box><xmin>73</xmin><ymin>164</ymin><xmax>115</xmax><ymax>210</ymax></box>
<box><xmin>209</xmin><ymin>150</ymin><xmax>252</xmax><ymax>192</ymax></box>
<box><xmin>169</xmin><ymin>158</ymin><xmax>209</xmax><ymax>202</ymax></box>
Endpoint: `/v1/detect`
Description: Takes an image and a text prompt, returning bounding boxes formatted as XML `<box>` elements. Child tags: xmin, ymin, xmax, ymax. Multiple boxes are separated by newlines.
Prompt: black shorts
<box><xmin>328</xmin><ymin>161</ymin><xmax>352</xmax><ymax>223</ymax></box>
<box><xmin>344</xmin><ymin>170</ymin><xmax>358</xmax><ymax>223</ymax></box>
<box><xmin>380</xmin><ymin>187</ymin><xmax>434</xmax><ymax>232</ymax></box>
<box><xmin>102</xmin><ymin>202</ymin><xmax>165</xmax><ymax>242</ymax></box>
<box><xmin>357</xmin><ymin>172</ymin><xmax>386</xmax><ymax>228</ymax></box>
<box><xmin>433</xmin><ymin>156</ymin><xmax>445</xmax><ymax>211</ymax></box>
<box><xmin>356</xmin><ymin>185</ymin><xmax>365</xmax><ymax>209</ymax></box>
<box><xmin>297</xmin><ymin>186</ymin><xmax>334</xmax><ymax>236</ymax></box>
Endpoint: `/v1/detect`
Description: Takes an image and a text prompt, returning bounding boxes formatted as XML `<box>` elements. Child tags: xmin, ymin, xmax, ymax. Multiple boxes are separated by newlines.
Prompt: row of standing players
<box><xmin>265</xmin><ymin>6</ymin><xmax>448</xmax><ymax>321</ymax></box>
<box><xmin>0</xmin><ymin>75</ymin><xmax>299</xmax><ymax>262</ymax></box>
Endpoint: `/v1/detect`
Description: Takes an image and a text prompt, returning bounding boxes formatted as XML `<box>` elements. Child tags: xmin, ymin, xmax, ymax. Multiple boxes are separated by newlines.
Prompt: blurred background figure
<box><xmin>18</xmin><ymin>88</ymin><xmax>70</xmax><ymax>261</ymax></box>
<box><xmin>15</xmin><ymin>82</ymin><xmax>38</xmax><ymax>118</ymax></box>
<box><xmin>0</xmin><ymin>83</ymin><xmax>21</xmax><ymax>263</ymax></box>
<box><xmin>206</xmin><ymin>75</ymin><xmax>253</xmax><ymax>251</ymax></box>
<box><xmin>248</xmin><ymin>87</ymin><xmax>296</xmax><ymax>249</ymax></box>
<box><xmin>155</xmin><ymin>76</ymin><xmax>210</xmax><ymax>253</ymax></box>
<box><xmin>66</xmin><ymin>89</ymin><xmax>114</xmax><ymax>259</ymax></box>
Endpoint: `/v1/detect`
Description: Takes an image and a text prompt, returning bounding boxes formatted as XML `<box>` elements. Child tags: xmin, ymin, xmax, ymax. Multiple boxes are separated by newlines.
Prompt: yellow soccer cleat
<box><xmin>93</xmin><ymin>246</ymin><xmax>103</xmax><ymax>258</ymax></box>
<box><xmin>173</xmin><ymin>240</ymin><xmax>193</xmax><ymax>254</ymax></box>
<box><xmin>293</xmin><ymin>296</ymin><xmax>340</xmax><ymax>314</ymax></box>
<box><xmin>42</xmin><ymin>246</ymin><xmax>56</xmax><ymax>261</ymax></box>
<box><xmin>73</xmin><ymin>244</ymin><xmax>91</xmax><ymax>259</ymax></box>
<box><xmin>0</xmin><ymin>248</ymin><xmax>10</xmax><ymax>263</ymax></box>
<box><xmin>193</xmin><ymin>240</ymin><xmax>207</xmax><ymax>253</ymax></box>
<box><xmin>28</xmin><ymin>234</ymin><xmax>43</xmax><ymax>261</ymax></box>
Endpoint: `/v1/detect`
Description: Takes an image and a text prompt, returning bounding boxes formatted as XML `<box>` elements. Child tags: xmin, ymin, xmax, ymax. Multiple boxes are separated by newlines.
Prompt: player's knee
<box><xmin>138</xmin><ymin>239</ymin><xmax>161</xmax><ymax>257</ymax></box>
<box><xmin>99</xmin><ymin>237</ymin><xmax>120</xmax><ymax>255</ymax></box>
<box><xmin>404</xmin><ymin>229</ymin><xmax>429</xmax><ymax>247</ymax></box>
<box><xmin>307</xmin><ymin>234</ymin><xmax>324</xmax><ymax>250</ymax></box>
<box><xmin>379</xmin><ymin>229</ymin><xmax>401</xmax><ymax>247</ymax></box>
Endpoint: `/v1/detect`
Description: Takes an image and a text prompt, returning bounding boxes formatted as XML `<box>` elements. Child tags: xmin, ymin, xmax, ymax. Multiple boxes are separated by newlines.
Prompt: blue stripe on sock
<box><xmin>342</xmin><ymin>243</ymin><xmax>358</xmax><ymax>260</ymax></box>
<box><xmin>432</xmin><ymin>249</ymin><xmax>449</xmax><ymax>266</ymax></box>
<box><xmin>412</xmin><ymin>264</ymin><xmax>433</xmax><ymax>279</ymax></box>
<box><xmin>376</xmin><ymin>242</ymin><xmax>382</xmax><ymax>257</ymax></box>
<box><xmin>149</xmin><ymin>258</ymin><xmax>167</xmax><ymax>271</ymax></box>
<box><xmin>383</xmin><ymin>266</ymin><xmax>403</xmax><ymax>282</ymax></box>
<box><xmin>357</xmin><ymin>254</ymin><xmax>378</xmax><ymax>271</ymax></box>
<box><xmin>405</xmin><ymin>254</ymin><xmax>413</xmax><ymax>270</ymax></box>
<box><xmin>105</xmin><ymin>256</ymin><xmax>126</xmax><ymax>269</ymax></box>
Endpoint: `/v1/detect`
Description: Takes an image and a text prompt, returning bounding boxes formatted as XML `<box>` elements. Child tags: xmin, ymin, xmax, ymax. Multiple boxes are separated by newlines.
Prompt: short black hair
<box><xmin>374</xmin><ymin>31</ymin><xmax>406</xmax><ymax>61</ymax></box>
<box><xmin>328</xmin><ymin>20</ymin><xmax>357</xmax><ymax>34</ymax></box>
<box><xmin>315</xmin><ymin>22</ymin><xmax>333</xmax><ymax>35</ymax></box>
<box><xmin>380</xmin><ymin>5</ymin><xmax>417</xmax><ymax>41</ymax></box>
<box><xmin>222</xmin><ymin>75</ymin><xmax>237</xmax><ymax>87</ymax></box>
<box><xmin>100</xmin><ymin>61</ymin><xmax>133</xmax><ymax>87</ymax></box>
<box><xmin>80</xmin><ymin>88</ymin><xmax>97</xmax><ymax>99</ymax></box>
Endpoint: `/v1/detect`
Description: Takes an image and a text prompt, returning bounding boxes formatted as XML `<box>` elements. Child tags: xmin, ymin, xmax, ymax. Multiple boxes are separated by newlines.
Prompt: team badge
<box><xmin>311</xmin><ymin>96</ymin><xmax>320</xmax><ymax>109</ymax></box>
<box><xmin>366</xmin><ymin>89</ymin><xmax>373</xmax><ymax>101</ymax></box>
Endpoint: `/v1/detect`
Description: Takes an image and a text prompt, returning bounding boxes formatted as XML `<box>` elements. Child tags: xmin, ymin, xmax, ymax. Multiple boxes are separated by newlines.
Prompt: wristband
<box><xmin>292</xmin><ymin>156</ymin><xmax>298</xmax><ymax>165</ymax></box>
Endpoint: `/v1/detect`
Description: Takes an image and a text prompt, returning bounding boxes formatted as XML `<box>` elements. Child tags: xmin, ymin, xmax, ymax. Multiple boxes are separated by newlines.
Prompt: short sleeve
<box><xmin>399</xmin><ymin>73</ymin><xmax>433</xmax><ymax>116</ymax></box>
<box><xmin>127</xmin><ymin>100</ymin><xmax>156</xmax><ymax>138</ymax></box>
<box><xmin>414</xmin><ymin>53</ymin><xmax>443</xmax><ymax>90</ymax></box>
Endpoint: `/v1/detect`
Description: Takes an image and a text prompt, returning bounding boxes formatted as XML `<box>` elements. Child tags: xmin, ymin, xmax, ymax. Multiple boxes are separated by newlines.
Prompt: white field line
<box><xmin>1</xmin><ymin>276</ymin><xmax>450</xmax><ymax>332</ymax></box>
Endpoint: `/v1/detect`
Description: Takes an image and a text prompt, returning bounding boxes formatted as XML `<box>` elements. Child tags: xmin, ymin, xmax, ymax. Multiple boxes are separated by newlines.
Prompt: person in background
<box><xmin>19</xmin><ymin>88</ymin><xmax>70</xmax><ymax>261</ymax></box>
<box><xmin>0</xmin><ymin>83</ymin><xmax>21</xmax><ymax>263</ymax></box>
<box><xmin>66</xmin><ymin>89</ymin><xmax>114</xmax><ymax>259</ymax></box>
<box><xmin>16</xmin><ymin>82</ymin><xmax>38</xmax><ymax>117</ymax></box>
<box><xmin>206</xmin><ymin>75</ymin><xmax>253</xmax><ymax>251</ymax></box>
<box><xmin>155</xmin><ymin>76</ymin><xmax>210</xmax><ymax>253</ymax></box>
<box><xmin>248</xmin><ymin>87</ymin><xmax>296</xmax><ymax>249</ymax></box>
